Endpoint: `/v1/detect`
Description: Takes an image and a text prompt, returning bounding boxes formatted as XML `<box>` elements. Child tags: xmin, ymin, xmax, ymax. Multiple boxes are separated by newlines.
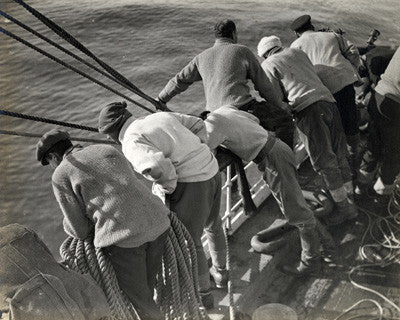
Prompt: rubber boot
<box><xmin>329</xmin><ymin>198</ymin><xmax>358</xmax><ymax>225</ymax></box>
<box><xmin>209</xmin><ymin>265</ymin><xmax>228</xmax><ymax>288</ymax></box>
<box><xmin>346</xmin><ymin>133</ymin><xmax>361</xmax><ymax>180</ymax></box>
<box><xmin>315</xmin><ymin>220</ymin><xmax>336</xmax><ymax>263</ymax></box>
<box><xmin>281</xmin><ymin>224</ymin><xmax>321</xmax><ymax>276</ymax></box>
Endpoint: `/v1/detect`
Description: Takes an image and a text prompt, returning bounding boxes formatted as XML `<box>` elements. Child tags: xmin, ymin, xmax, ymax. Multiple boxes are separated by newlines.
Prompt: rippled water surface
<box><xmin>1</xmin><ymin>0</ymin><xmax>399</xmax><ymax>256</ymax></box>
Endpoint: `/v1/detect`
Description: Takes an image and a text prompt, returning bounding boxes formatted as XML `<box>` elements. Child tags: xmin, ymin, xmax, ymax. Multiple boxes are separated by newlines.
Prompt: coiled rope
<box><xmin>333</xmin><ymin>174</ymin><xmax>400</xmax><ymax>320</ymax></box>
<box><xmin>60</xmin><ymin>213</ymin><xmax>208</xmax><ymax>320</ymax></box>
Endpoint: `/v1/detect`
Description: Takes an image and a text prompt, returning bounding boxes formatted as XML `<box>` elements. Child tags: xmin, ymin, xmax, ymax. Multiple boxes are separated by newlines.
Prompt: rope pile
<box><xmin>156</xmin><ymin>213</ymin><xmax>209</xmax><ymax>320</ymax></box>
<box><xmin>60</xmin><ymin>213</ymin><xmax>208</xmax><ymax>320</ymax></box>
<box><xmin>60</xmin><ymin>236</ymin><xmax>140</xmax><ymax>320</ymax></box>
<box><xmin>333</xmin><ymin>174</ymin><xmax>400</xmax><ymax>320</ymax></box>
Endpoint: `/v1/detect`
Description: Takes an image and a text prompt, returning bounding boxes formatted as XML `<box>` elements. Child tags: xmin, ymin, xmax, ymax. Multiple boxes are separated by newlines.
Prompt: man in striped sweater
<box><xmin>257</xmin><ymin>35</ymin><xmax>357</xmax><ymax>225</ymax></box>
<box><xmin>98</xmin><ymin>102</ymin><xmax>227</xmax><ymax>309</ymax></box>
<box><xmin>36</xmin><ymin>129</ymin><xmax>170</xmax><ymax>320</ymax></box>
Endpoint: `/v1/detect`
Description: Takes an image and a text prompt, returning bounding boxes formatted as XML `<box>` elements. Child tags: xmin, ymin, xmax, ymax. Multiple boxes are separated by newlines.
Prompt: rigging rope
<box><xmin>60</xmin><ymin>213</ymin><xmax>208</xmax><ymax>320</ymax></box>
<box><xmin>0</xmin><ymin>9</ymin><xmax>157</xmax><ymax>112</ymax></box>
<box><xmin>0</xmin><ymin>129</ymin><xmax>115</xmax><ymax>144</ymax></box>
<box><xmin>0</xmin><ymin>26</ymin><xmax>154</xmax><ymax>114</ymax></box>
<box><xmin>11</xmin><ymin>0</ymin><xmax>160</xmax><ymax>111</ymax></box>
<box><xmin>0</xmin><ymin>108</ymin><xmax>98</xmax><ymax>132</ymax></box>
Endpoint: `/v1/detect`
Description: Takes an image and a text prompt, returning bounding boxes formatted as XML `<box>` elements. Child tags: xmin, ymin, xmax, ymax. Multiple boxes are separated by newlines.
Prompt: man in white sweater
<box><xmin>203</xmin><ymin>105</ymin><xmax>335</xmax><ymax>276</ymax></box>
<box><xmin>36</xmin><ymin>129</ymin><xmax>170</xmax><ymax>320</ymax></box>
<box><xmin>257</xmin><ymin>35</ymin><xmax>357</xmax><ymax>225</ymax></box>
<box><xmin>98</xmin><ymin>102</ymin><xmax>226</xmax><ymax>309</ymax></box>
<box><xmin>290</xmin><ymin>15</ymin><xmax>362</xmax><ymax>176</ymax></box>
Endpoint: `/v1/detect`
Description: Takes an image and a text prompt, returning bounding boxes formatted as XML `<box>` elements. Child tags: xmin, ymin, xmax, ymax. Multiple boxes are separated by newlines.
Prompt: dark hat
<box><xmin>36</xmin><ymin>129</ymin><xmax>70</xmax><ymax>165</ymax></box>
<box><xmin>98</xmin><ymin>101</ymin><xmax>132</xmax><ymax>135</ymax></box>
<box><xmin>290</xmin><ymin>14</ymin><xmax>312</xmax><ymax>32</ymax></box>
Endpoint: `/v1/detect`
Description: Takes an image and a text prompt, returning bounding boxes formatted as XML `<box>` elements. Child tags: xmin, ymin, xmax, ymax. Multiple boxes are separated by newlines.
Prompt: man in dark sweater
<box><xmin>157</xmin><ymin>19</ymin><xmax>294</xmax><ymax>149</ymax></box>
<box><xmin>36</xmin><ymin>129</ymin><xmax>170</xmax><ymax>320</ymax></box>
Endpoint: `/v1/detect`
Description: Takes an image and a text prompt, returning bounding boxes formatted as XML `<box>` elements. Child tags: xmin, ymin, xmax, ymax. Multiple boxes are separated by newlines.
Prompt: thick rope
<box><xmin>0</xmin><ymin>108</ymin><xmax>98</xmax><ymax>132</ymax></box>
<box><xmin>60</xmin><ymin>236</ymin><xmax>140</xmax><ymax>320</ymax></box>
<box><xmin>0</xmin><ymin>129</ymin><xmax>115</xmax><ymax>145</ymax></box>
<box><xmin>224</xmin><ymin>219</ymin><xmax>235</xmax><ymax>320</ymax></box>
<box><xmin>11</xmin><ymin>0</ymin><xmax>160</xmax><ymax>111</ymax></box>
<box><xmin>0</xmin><ymin>26</ymin><xmax>154</xmax><ymax>114</ymax></box>
<box><xmin>60</xmin><ymin>214</ymin><xmax>208</xmax><ymax>320</ymax></box>
<box><xmin>0</xmin><ymin>10</ymin><xmax>152</xmax><ymax>106</ymax></box>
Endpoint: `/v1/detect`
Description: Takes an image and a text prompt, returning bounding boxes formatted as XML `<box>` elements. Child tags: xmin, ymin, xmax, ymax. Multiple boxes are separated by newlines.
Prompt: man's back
<box><xmin>262</xmin><ymin>47</ymin><xmax>335</xmax><ymax>112</ymax></box>
<box><xmin>158</xmin><ymin>38</ymin><xmax>280</xmax><ymax>111</ymax></box>
<box><xmin>52</xmin><ymin>144</ymin><xmax>170</xmax><ymax>248</ymax></box>
<box><xmin>291</xmin><ymin>30</ymin><xmax>358</xmax><ymax>93</ymax></box>
<box><xmin>119</xmin><ymin>112</ymin><xmax>218</xmax><ymax>184</ymax></box>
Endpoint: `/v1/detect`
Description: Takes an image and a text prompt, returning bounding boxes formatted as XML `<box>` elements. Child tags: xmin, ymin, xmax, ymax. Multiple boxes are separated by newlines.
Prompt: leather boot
<box><xmin>281</xmin><ymin>224</ymin><xmax>321</xmax><ymax>276</ymax></box>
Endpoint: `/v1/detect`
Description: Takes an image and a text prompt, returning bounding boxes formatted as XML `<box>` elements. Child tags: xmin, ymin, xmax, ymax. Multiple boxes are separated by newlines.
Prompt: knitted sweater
<box><xmin>158</xmin><ymin>38</ymin><xmax>284</xmax><ymax>111</ymax></box>
<box><xmin>52</xmin><ymin>144</ymin><xmax>170</xmax><ymax>248</ymax></box>
<box><xmin>204</xmin><ymin>105</ymin><xmax>276</xmax><ymax>162</ymax></box>
<box><xmin>375</xmin><ymin>46</ymin><xmax>400</xmax><ymax>103</ymax></box>
<box><xmin>291</xmin><ymin>31</ymin><xmax>360</xmax><ymax>94</ymax></box>
<box><xmin>261</xmin><ymin>47</ymin><xmax>335</xmax><ymax>113</ymax></box>
<box><xmin>119</xmin><ymin>112</ymin><xmax>219</xmax><ymax>195</ymax></box>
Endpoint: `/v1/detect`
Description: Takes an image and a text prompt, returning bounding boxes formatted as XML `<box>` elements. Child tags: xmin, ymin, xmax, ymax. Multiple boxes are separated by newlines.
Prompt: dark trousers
<box><xmin>360</xmin><ymin>92</ymin><xmax>400</xmax><ymax>185</ymax></box>
<box><xmin>295</xmin><ymin>101</ymin><xmax>352</xmax><ymax>190</ymax></box>
<box><xmin>333</xmin><ymin>84</ymin><xmax>359</xmax><ymax>136</ymax></box>
<box><xmin>166</xmin><ymin>173</ymin><xmax>225</xmax><ymax>291</ymax></box>
<box><xmin>104</xmin><ymin>231</ymin><xmax>168</xmax><ymax>320</ymax></box>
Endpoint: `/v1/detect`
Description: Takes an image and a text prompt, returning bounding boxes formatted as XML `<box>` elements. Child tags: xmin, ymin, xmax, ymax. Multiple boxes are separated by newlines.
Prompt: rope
<box><xmin>10</xmin><ymin>0</ymin><xmax>160</xmax><ymax>111</ymax></box>
<box><xmin>60</xmin><ymin>235</ymin><xmax>140</xmax><ymax>320</ymax></box>
<box><xmin>0</xmin><ymin>129</ymin><xmax>115</xmax><ymax>144</ymax></box>
<box><xmin>60</xmin><ymin>214</ymin><xmax>208</xmax><ymax>320</ymax></box>
<box><xmin>0</xmin><ymin>10</ymin><xmax>158</xmax><ymax>112</ymax></box>
<box><xmin>224</xmin><ymin>218</ymin><xmax>236</xmax><ymax>320</ymax></box>
<box><xmin>0</xmin><ymin>26</ymin><xmax>154</xmax><ymax>114</ymax></box>
<box><xmin>333</xmin><ymin>174</ymin><xmax>400</xmax><ymax>319</ymax></box>
<box><xmin>0</xmin><ymin>108</ymin><xmax>98</xmax><ymax>132</ymax></box>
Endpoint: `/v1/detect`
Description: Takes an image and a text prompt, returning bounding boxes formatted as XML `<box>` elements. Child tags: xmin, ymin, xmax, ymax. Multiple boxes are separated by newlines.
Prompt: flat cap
<box><xmin>36</xmin><ymin>129</ymin><xmax>70</xmax><ymax>165</ymax></box>
<box><xmin>290</xmin><ymin>14</ymin><xmax>311</xmax><ymax>32</ymax></box>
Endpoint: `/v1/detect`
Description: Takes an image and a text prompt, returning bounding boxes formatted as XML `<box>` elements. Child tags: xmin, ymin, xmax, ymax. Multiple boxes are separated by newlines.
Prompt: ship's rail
<box><xmin>202</xmin><ymin>141</ymin><xmax>309</xmax><ymax>253</ymax></box>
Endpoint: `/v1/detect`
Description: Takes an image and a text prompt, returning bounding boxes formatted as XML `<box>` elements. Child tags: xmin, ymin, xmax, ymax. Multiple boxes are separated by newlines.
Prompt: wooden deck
<box><xmin>209</xmin><ymin>160</ymin><xmax>400</xmax><ymax>320</ymax></box>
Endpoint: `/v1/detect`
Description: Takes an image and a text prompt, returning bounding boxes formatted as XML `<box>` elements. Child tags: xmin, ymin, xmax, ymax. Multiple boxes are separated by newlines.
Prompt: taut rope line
<box><xmin>11</xmin><ymin>0</ymin><xmax>160</xmax><ymax>111</ymax></box>
<box><xmin>0</xmin><ymin>26</ymin><xmax>155</xmax><ymax>114</ymax></box>
<box><xmin>0</xmin><ymin>10</ymin><xmax>156</xmax><ymax>111</ymax></box>
<box><xmin>0</xmin><ymin>108</ymin><xmax>98</xmax><ymax>132</ymax></box>
<box><xmin>0</xmin><ymin>130</ymin><xmax>115</xmax><ymax>145</ymax></box>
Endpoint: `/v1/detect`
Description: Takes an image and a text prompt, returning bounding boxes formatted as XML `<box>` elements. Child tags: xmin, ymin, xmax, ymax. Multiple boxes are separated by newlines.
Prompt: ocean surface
<box><xmin>1</xmin><ymin>0</ymin><xmax>399</xmax><ymax>257</ymax></box>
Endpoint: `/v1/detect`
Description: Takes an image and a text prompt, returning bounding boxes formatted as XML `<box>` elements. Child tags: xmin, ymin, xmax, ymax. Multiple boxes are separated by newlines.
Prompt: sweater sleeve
<box><xmin>336</xmin><ymin>33</ymin><xmax>361</xmax><ymax>70</ymax></box>
<box><xmin>158</xmin><ymin>57</ymin><xmax>202</xmax><ymax>103</ymax></box>
<box><xmin>52</xmin><ymin>172</ymin><xmax>92</xmax><ymax>240</ymax></box>
<box><xmin>172</xmin><ymin>113</ymin><xmax>207</xmax><ymax>143</ymax></box>
<box><xmin>246</xmin><ymin>49</ymin><xmax>286</xmax><ymax>109</ymax></box>
<box><xmin>261</xmin><ymin>63</ymin><xmax>288</xmax><ymax>109</ymax></box>
<box><xmin>126</xmin><ymin>142</ymin><xmax>178</xmax><ymax>194</ymax></box>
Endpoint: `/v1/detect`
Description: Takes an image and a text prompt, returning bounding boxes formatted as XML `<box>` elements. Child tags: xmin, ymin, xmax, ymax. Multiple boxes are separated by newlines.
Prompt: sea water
<box><xmin>1</xmin><ymin>0</ymin><xmax>399</xmax><ymax>257</ymax></box>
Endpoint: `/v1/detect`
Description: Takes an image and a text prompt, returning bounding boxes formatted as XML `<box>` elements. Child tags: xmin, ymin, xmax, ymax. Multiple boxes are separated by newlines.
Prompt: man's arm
<box><xmin>158</xmin><ymin>57</ymin><xmax>202</xmax><ymax>103</ymax></box>
<box><xmin>125</xmin><ymin>142</ymin><xmax>178</xmax><ymax>194</ymax></box>
<box><xmin>171</xmin><ymin>113</ymin><xmax>207</xmax><ymax>143</ymax></box>
<box><xmin>336</xmin><ymin>33</ymin><xmax>361</xmax><ymax>70</ymax></box>
<box><xmin>52</xmin><ymin>174</ymin><xmax>92</xmax><ymax>240</ymax></box>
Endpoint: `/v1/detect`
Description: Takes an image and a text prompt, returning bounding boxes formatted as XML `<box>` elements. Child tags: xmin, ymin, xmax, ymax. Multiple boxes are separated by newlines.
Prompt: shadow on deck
<box><xmin>208</xmin><ymin>159</ymin><xmax>400</xmax><ymax>320</ymax></box>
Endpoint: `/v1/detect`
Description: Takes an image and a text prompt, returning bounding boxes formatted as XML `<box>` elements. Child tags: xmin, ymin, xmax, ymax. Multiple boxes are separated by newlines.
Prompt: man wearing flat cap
<box><xmin>257</xmin><ymin>35</ymin><xmax>358</xmax><ymax>226</ymax></box>
<box><xmin>290</xmin><ymin>14</ymin><xmax>362</xmax><ymax>177</ymax></box>
<box><xmin>37</xmin><ymin>128</ymin><xmax>170</xmax><ymax>320</ymax></box>
<box><xmin>98</xmin><ymin>102</ymin><xmax>227</xmax><ymax>309</ymax></box>
<box><xmin>156</xmin><ymin>19</ymin><xmax>295</xmax><ymax>149</ymax></box>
